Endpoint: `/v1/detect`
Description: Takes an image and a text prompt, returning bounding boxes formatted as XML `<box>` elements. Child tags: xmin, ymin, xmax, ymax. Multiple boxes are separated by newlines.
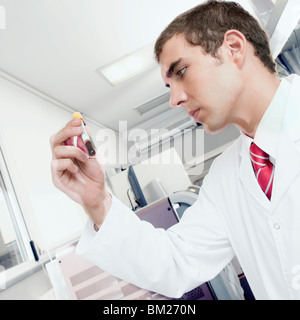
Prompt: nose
<box><xmin>169</xmin><ymin>84</ymin><xmax>188</xmax><ymax>109</ymax></box>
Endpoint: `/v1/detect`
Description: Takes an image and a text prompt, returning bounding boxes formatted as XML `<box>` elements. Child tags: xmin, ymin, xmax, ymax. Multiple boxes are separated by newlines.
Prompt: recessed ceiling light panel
<box><xmin>96</xmin><ymin>43</ymin><xmax>156</xmax><ymax>86</ymax></box>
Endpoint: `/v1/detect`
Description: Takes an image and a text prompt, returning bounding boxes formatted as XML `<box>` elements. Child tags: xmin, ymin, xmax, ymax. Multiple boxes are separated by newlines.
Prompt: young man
<box><xmin>50</xmin><ymin>1</ymin><xmax>300</xmax><ymax>299</ymax></box>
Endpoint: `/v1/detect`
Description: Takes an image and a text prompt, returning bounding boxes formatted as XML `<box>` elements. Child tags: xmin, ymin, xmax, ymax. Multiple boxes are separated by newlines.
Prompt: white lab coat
<box><xmin>76</xmin><ymin>74</ymin><xmax>300</xmax><ymax>300</ymax></box>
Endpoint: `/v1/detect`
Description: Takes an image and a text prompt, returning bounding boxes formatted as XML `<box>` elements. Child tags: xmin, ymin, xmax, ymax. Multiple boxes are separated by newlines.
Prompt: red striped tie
<box><xmin>250</xmin><ymin>143</ymin><xmax>274</xmax><ymax>200</ymax></box>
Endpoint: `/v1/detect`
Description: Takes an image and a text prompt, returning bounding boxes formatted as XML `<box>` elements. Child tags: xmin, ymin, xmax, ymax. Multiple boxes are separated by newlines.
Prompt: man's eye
<box><xmin>176</xmin><ymin>67</ymin><xmax>187</xmax><ymax>77</ymax></box>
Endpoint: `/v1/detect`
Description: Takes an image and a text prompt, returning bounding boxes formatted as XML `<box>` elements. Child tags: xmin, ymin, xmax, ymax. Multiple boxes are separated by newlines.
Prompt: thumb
<box><xmin>73</xmin><ymin>125</ymin><xmax>93</xmax><ymax>154</ymax></box>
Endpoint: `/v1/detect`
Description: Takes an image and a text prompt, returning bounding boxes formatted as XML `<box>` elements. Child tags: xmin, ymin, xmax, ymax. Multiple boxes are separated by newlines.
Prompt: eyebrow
<box><xmin>166</xmin><ymin>58</ymin><xmax>182</xmax><ymax>78</ymax></box>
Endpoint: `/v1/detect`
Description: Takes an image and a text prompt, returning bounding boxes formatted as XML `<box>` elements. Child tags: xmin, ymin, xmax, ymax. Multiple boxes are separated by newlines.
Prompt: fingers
<box><xmin>50</xmin><ymin>118</ymin><xmax>93</xmax><ymax>156</ymax></box>
<box><xmin>75</xmin><ymin>125</ymin><xmax>92</xmax><ymax>154</ymax></box>
<box><xmin>50</xmin><ymin>118</ymin><xmax>91</xmax><ymax>158</ymax></box>
<box><xmin>53</xmin><ymin>145</ymin><xmax>90</xmax><ymax>162</ymax></box>
<box><xmin>50</xmin><ymin>118</ymin><xmax>95</xmax><ymax>186</ymax></box>
<box><xmin>51</xmin><ymin>146</ymin><xmax>88</xmax><ymax>186</ymax></box>
<box><xmin>51</xmin><ymin>158</ymin><xmax>79</xmax><ymax>177</ymax></box>
<box><xmin>50</xmin><ymin>118</ymin><xmax>82</xmax><ymax>150</ymax></box>
<box><xmin>51</xmin><ymin>119</ymin><xmax>87</xmax><ymax>182</ymax></box>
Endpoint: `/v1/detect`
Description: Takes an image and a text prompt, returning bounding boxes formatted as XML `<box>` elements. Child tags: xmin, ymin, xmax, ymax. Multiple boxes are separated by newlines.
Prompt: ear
<box><xmin>222</xmin><ymin>30</ymin><xmax>247</xmax><ymax>68</ymax></box>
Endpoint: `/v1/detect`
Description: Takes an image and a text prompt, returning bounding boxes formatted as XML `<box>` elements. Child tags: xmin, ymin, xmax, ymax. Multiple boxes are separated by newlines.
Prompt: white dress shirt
<box><xmin>76</xmin><ymin>74</ymin><xmax>300</xmax><ymax>300</ymax></box>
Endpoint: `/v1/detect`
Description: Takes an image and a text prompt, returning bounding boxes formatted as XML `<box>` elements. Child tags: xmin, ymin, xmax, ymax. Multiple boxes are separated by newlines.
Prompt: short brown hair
<box><xmin>154</xmin><ymin>0</ymin><xmax>277</xmax><ymax>74</ymax></box>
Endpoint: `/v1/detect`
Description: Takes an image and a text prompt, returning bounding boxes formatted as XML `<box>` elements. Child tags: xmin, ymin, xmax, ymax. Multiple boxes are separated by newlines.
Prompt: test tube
<box><xmin>72</xmin><ymin>112</ymin><xmax>96</xmax><ymax>157</ymax></box>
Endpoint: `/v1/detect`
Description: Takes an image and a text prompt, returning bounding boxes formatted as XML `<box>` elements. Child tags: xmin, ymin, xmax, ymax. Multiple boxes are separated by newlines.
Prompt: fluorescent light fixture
<box><xmin>133</xmin><ymin>92</ymin><xmax>170</xmax><ymax>116</ymax></box>
<box><xmin>96</xmin><ymin>43</ymin><xmax>156</xmax><ymax>86</ymax></box>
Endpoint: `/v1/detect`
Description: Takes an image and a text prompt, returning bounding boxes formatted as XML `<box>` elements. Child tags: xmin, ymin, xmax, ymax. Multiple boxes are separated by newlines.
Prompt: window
<box><xmin>0</xmin><ymin>183</ymin><xmax>23</xmax><ymax>270</ymax></box>
<box><xmin>0</xmin><ymin>147</ymin><xmax>31</xmax><ymax>272</ymax></box>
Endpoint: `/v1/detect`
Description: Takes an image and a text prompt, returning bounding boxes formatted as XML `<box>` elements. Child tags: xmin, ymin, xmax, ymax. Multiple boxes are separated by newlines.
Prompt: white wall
<box><xmin>140</xmin><ymin>125</ymin><xmax>240</xmax><ymax>168</ymax></box>
<box><xmin>0</xmin><ymin>74</ymin><xmax>123</xmax><ymax>253</ymax></box>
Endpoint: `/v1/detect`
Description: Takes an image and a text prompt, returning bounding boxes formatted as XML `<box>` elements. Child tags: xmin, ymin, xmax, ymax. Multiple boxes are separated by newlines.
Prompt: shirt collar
<box><xmin>241</xmin><ymin>77</ymin><xmax>291</xmax><ymax>164</ymax></box>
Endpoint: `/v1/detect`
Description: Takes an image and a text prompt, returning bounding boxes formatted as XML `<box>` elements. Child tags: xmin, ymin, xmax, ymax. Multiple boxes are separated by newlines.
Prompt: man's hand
<box><xmin>50</xmin><ymin>118</ymin><xmax>111</xmax><ymax>226</ymax></box>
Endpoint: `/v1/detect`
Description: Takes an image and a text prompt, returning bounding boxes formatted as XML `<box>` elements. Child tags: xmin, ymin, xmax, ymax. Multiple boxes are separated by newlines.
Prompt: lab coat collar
<box><xmin>239</xmin><ymin>77</ymin><xmax>291</xmax><ymax>165</ymax></box>
<box><xmin>238</xmin><ymin>131</ymin><xmax>300</xmax><ymax>212</ymax></box>
<box><xmin>238</xmin><ymin>74</ymin><xmax>300</xmax><ymax>211</ymax></box>
<box><xmin>254</xmin><ymin>77</ymin><xmax>291</xmax><ymax>163</ymax></box>
<box><xmin>271</xmin><ymin>74</ymin><xmax>300</xmax><ymax>211</ymax></box>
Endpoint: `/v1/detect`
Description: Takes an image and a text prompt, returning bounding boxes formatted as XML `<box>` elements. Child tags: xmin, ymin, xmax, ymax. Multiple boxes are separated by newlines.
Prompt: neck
<box><xmin>233</xmin><ymin>69</ymin><xmax>280</xmax><ymax>138</ymax></box>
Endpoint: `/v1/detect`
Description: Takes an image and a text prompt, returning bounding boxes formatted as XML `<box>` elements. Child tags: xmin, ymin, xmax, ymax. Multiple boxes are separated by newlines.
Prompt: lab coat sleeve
<box><xmin>76</xmin><ymin>169</ymin><xmax>234</xmax><ymax>298</ymax></box>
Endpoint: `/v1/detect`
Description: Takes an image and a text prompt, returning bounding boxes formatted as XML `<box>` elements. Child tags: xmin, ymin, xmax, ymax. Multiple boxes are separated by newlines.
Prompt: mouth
<box><xmin>188</xmin><ymin>109</ymin><xmax>200</xmax><ymax>121</ymax></box>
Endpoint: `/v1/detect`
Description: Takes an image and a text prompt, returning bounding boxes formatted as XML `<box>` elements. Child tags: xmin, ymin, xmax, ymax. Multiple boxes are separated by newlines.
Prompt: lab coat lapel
<box><xmin>271</xmin><ymin>74</ymin><xmax>300</xmax><ymax>211</ymax></box>
<box><xmin>270</xmin><ymin>134</ymin><xmax>300</xmax><ymax>211</ymax></box>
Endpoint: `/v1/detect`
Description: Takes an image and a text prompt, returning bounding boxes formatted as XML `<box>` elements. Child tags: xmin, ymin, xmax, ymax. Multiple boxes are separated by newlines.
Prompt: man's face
<box><xmin>159</xmin><ymin>34</ymin><xmax>243</xmax><ymax>134</ymax></box>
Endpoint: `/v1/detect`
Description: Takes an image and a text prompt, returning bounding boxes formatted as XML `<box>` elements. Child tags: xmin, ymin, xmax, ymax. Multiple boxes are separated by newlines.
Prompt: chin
<box><xmin>202</xmin><ymin>122</ymin><xmax>227</xmax><ymax>135</ymax></box>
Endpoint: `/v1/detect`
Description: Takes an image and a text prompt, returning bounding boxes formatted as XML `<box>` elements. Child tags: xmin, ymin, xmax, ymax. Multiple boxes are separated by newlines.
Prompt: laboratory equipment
<box><xmin>46</xmin><ymin>189</ymin><xmax>245</xmax><ymax>300</ymax></box>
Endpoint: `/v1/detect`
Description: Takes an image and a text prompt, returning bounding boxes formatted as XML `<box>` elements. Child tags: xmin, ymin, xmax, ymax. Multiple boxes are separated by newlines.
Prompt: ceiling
<box><xmin>0</xmin><ymin>0</ymin><xmax>267</xmax><ymax>132</ymax></box>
